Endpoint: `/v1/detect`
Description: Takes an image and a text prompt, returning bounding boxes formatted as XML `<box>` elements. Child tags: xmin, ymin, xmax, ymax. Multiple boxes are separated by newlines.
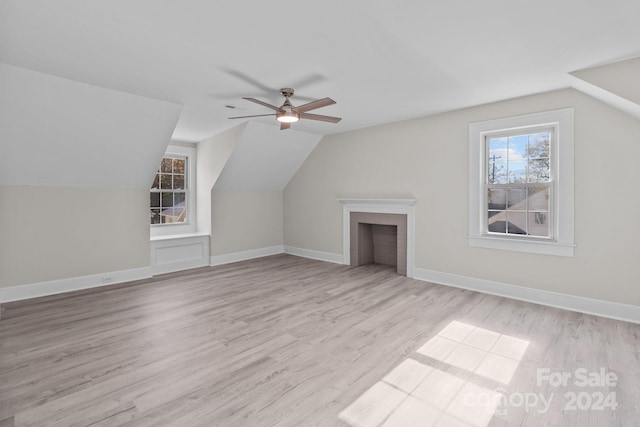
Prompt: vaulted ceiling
<box><xmin>2</xmin><ymin>1</ymin><xmax>640</xmax><ymax>142</ymax></box>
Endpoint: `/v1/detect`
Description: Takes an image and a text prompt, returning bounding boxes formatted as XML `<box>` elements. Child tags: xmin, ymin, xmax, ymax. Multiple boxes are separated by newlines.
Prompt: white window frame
<box><xmin>468</xmin><ymin>108</ymin><xmax>575</xmax><ymax>256</ymax></box>
<box><xmin>150</xmin><ymin>144</ymin><xmax>197</xmax><ymax>237</ymax></box>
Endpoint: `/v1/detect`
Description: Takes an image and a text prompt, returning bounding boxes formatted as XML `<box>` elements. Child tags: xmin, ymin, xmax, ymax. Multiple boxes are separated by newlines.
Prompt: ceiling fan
<box><xmin>228</xmin><ymin>88</ymin><xmax>341</xmax><ymax>130</ymax></box>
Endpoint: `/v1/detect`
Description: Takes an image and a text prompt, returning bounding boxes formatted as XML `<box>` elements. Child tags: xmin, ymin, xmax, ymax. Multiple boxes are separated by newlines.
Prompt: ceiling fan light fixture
<box><xmin>229</xmin><ymin>88</ymin><xmax>340</xmax><ymax>130</ymax></box>
<box><xmin>276</xmin><ymin>111</ymin><xmax>299</xmax><ymax>123</ymax></box>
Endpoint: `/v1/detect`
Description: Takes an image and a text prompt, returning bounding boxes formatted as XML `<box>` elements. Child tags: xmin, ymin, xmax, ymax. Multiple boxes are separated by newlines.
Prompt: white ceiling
<box><xmin>1</xmin><ymin>1</ymin><xmax>640</xmax><ymax>142</ymax></box>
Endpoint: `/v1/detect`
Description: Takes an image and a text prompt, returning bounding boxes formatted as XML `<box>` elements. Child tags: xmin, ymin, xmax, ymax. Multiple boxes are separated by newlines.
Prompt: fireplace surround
<box><xmin>338</xmin><ymin>198</ymin><xmax>416</xmax><ymax>277</ymax></box>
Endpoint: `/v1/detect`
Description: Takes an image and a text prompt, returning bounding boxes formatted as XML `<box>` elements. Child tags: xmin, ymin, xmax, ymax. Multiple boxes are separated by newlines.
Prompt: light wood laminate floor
<box><xmin>1</xmin><ymin>254</ymin><xmax>639</xmax><ymax>426</ymax></box>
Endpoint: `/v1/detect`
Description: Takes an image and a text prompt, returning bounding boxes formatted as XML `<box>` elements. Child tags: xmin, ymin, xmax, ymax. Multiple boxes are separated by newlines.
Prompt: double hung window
<box><xmin>150</xmin><ymin>156</ymin><xmax>187</xmax><ymax>225</ymax></box>
<box><xmin>468</xmin><ymin>108</ymin><xmax>574</xmax><ymax>256</ymax></box>
<box><xmin>149</xmin><ymin>144</ymin><xmax>197</xmax><ymax>237</ymax></box>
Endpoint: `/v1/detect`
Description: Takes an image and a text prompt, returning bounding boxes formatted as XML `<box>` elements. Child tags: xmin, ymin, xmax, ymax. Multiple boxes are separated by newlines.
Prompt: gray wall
<box><xmin>211</xmin><ymin>190</ymin><xmax>283</xmax><ymax>255</ymax></box>
<box><xmin>0</xmin><ymin>65</ymin><xmax>180</xmax><ymax>290</ymax></box>
<box><xmin>0</xmin><ymin>186</ymin><xmax>150</xmax><ymax>287</ymax></box>
<box><xmin>284</xmin><ymin>88</ymin><xmax>640</xmax><ymax>306</ymax></box>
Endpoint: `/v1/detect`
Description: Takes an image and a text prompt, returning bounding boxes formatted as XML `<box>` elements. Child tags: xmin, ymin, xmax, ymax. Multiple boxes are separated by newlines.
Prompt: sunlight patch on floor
<box><xmin>417</xmin><ymin>320</ymin><xmax>529</xmax><ymax>385</ymax></box>
<box><xmin>339</xmin><ymin>320</ymin><xmax>530</xmax><ymax>427</ymax></box>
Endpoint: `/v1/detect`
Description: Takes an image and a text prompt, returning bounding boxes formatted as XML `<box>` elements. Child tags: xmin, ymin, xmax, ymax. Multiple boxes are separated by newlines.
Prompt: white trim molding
<box><xmin>336</xmin><ymin>198</ymin><xmax>418</xmax><ymax>207</ymax></box>
<box><xmin>338</xmin><ymin>198</ymin><xmax>417</xmax><ymax>278</ymax></box>
<box><xmin>284</xmin><ymin>245</ymin><xmax>343</xmax><ymax>264</ymax></box>
<box><xmin>210</xmin><ymin>245</ymin><xmax>284</xmax><ymax>266</ymax></box>
<box><xmin>468</xmin><ymin>108</ymin><xmax>575</xmax><ymax>256</ymax></box>
<box><xmin>467</xmin><ymin>235</ymin><xmax>576</xmax><ymax>257</ymax></box>
<box><xmin>150</xmin><ymin>233</ymin><xmax>210</xmax><ymax>275</ymax></box>
<box><xmin>0</xmin><ymin>267</ymin><xmax>152</xmax><ymax>303</ymax></box>
<box><xmin>414</xmin><ymin>267</ymin><xmax>640</xmax><ymax>325</ymax></box>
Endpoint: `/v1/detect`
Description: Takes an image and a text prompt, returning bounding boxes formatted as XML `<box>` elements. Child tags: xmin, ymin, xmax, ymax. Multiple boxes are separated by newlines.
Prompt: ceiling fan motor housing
<box><xmin>280</xmin><ymin>88</ymin><xmax>295</xmax><ymax>98</ymax></box>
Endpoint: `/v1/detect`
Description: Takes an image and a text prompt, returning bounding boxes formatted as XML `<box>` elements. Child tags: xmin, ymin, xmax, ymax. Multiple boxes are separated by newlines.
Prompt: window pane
<box><xmin>174</xmin><ymin>175</ymin><xmax>185</xmax><ymax>190</ymax></box>
<box><xmin>528</xmin><ymin>212</ymin><xmax>550</xmax><ymax>237</ymax></box>
<box><xmin>487</xmin><ymin>188</ymin><xmax>506</xmax><ymax>210</ymax></box>
<box><xmin>150</xmin><ymin>209</ymin><xmax>161</xmax><ymax>224</ymax></box>
<box><xmin>161</xmin><ymin>192</ymin><xmax>174</xmax><ymax>208</ymax></box>
<box><xmin>488</xmin><ymin>211</ymin><xmax>506</xmax><ymax>233</ymax></box>
<box><xmin>174</xmin><ymin>192</ymin><xmax>186</xmax><ymax>206</ymax></box>
<box><xmin>506</xmin><ymin>212</ymin><xmax>527</xmax><ymax>234</ymax></box>
<box><xmin>528</xmin><ymin>158</ymin><xmax>550</xmax><ymax>182</ymax></box>
<box><xmin>163</xmin><ymin>202</ymin><xmax>185</xmax><ymax>223</ymax></box>
<box><xmin>173</xmin><ymin>193</ymin><xmax>186</xmax><ymax>222</ymax></box>
<box><xmin>160</xmin><ymin>174</ymin><xmax>172</xmax><ymax>189</ymax></box>
<box><xmin>173</xmin><ymin>158</ymin><xmax>185</xmax><ymax>174</ymax></box>
<box><xmin>161</xmin><ymin>158</ymin><xmax>172</xmax><ymax>173</ymax></box>
<box><xmin>528</xmin><ymin>187</ymin><xmax>550</xmax><ymax>211</ymax></box>
<box><xmin>528</xmin><ymin>132</ymin><xmax>550</xmax><ymax>158</ymax></box>
<box><xmin>488</xmin><ymin>137</ymin><xmax>508</xmax><ymax>184</ymax></box>
<box><xmin>488</xmin><ymin>136</ymin><xmax>507</xmax><ymax>152</ymax></box>
<box><xmin>528</xmin><ymin>132</ymin><xmax>550</xmax><ymax>183</ymax></box>
<box><xmin>150</xmin><ymin>192</ymin><xmax>160</xmax><ymax>208</ymax></box>
<box><xmin>508</xmin><ymin>161</ymin><xmax>527</xmax><ymax>183</ymax></box>
<box><xmin>151</xmin><ymin>174</ymin><xmax>160</xmax><ymax>189</ymax></box>
<box><xmin>489</xmin><ymin>162</ymin><xmax>507</xmax><ymax>184</ymax></box>
<box><xmin>507</xmin><ymin>135</ymin><xmax>528</xmax><ymax>163</ymax></box>
<box><xmin>507</xmin><ymin>188</ymin><xmax>526</xmax><ymax>209</ymax></box>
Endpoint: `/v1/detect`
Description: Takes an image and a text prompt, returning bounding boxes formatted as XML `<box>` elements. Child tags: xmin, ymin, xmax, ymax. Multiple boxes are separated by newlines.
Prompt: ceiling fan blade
<box><xmin>220</xmin><ymin>69</ymin><xmax>322</xmax><ymax>101</ymax></box>
<box><xmin>289</xmin><ymin>73</ymin><xmax>326</xmax><ymax>90</ymax></box>
<box><xmin>294</xmin><ymin>97</ymin><xmax>336</xmax><ymax>113</ymax></box>
<box><xmin>280</xmin><ymin>122</ymin><xmax>291</xmax><ymax>130</ymax></box>
<box><xmin>213</xmin><ymin>92</ymin><xmax>315</xmax><ymax>102</ymax></box>
<box><xmin>243</xmin><ymin>97</ymin><xmax>284</xmax><ymax>112</ymax></box>
<box><xmin>228</xmin><ymin>114</ymin><xmax>275</xmax><ymax>119</ymax></box>
<box><xmin>300</xmin><ymin>112</ymin><xmax>342</xmax><ymax>123</ymax></box>
<box><xmin>223</xmin><ymin>68</ymin><xmax>274</xmax><ymax>92</ymax></box>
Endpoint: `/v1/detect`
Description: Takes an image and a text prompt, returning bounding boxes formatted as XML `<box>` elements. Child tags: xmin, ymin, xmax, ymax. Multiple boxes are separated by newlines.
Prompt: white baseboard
<box><xmin>413</xmin><ymin>267</ymin><xmax>640</xmax><ymax>325</ymax></box>
<box><xmin>284</xmin><ymin>245</ymin><xmax>344</xmax><ymax>264</ymax></box>
<box><xmin>5</xmin><ymin>251</ymin><xmax>635</xmax><ymax>326</ymax></box>
<box><xmin>152</xmin><ymin>258</ymin><xmax>210</xmax><ymax>275</ymax></box>
<box><xmin>0</xmin><ymin>267</ymin><xmax>152</xmax><ymax>303</ymax></box>
<box><xmin>210</xmin><ymin>245</ymin><xmax>285</xmax><ymax>266</ymax></box>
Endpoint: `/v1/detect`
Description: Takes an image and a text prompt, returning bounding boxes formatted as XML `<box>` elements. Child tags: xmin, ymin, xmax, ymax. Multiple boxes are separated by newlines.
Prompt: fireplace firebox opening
<box><xmin>350</xmin><ymin>212</ymin><xmax>407</xmax><ymax>276</ymax></box>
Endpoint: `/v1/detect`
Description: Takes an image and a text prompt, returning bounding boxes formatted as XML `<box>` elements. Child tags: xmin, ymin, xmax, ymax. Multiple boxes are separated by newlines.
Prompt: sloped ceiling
<box><xmin>214</xmin><ymin>122</ymin><xmax>322</xmax><ymax>191</ymax></box>
<box><xmin>2</xmin><ymin>1</ymin><xmax>640</xmax><ymax>141</ymax></box>
<box><xmin>569</xmin><ymin>58</ymin><xmax>640</xmax><ymax>121</ymax></box>
<box><xmin>571</xmin><ymin>58</ymin><xmax>640</xmax><ymax>105</ymax></box>
<box><xmin>0</xmin><ymin>64</ymin><xmax>182</xmax><ymax>189</ymax></box>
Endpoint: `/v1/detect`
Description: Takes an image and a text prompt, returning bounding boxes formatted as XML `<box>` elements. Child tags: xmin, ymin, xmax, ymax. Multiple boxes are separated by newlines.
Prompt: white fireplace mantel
<box><xmin>337</xmin><ymin>198</ymin><xmax>417</xmax><ymax>207</ymax></box>
<box><xmin>338</xmin><ymin>198</ymin><xmax>416</xmax><ymax>278</ymax></box>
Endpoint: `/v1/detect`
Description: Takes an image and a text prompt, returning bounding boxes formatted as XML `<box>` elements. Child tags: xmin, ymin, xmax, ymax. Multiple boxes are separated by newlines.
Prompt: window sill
<box><xmin>150</xmin><ymin>232</ymin><xmax>209</xmax><ymax>242</ymax></box>
<box><xmin>468</xmin><ymin>235</ymin><xmax>575</xmax><ymax>257</ymax></box>
<box><xmin>150</xmin><ymin>222</ymin><xmax>198</xmax><ymax>240</ymax></box>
